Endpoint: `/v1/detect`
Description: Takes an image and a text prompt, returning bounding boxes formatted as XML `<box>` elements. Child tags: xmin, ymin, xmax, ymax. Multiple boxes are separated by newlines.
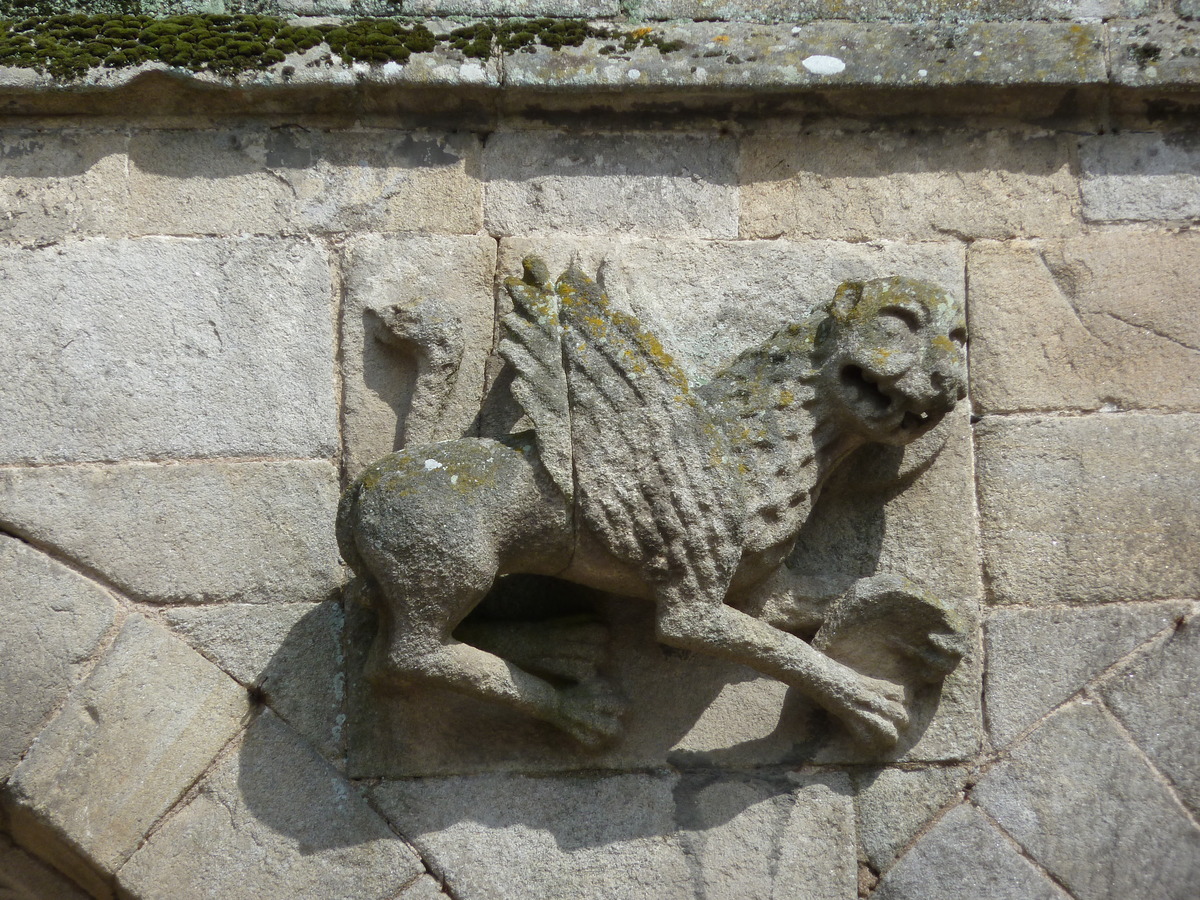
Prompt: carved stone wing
<box><xmin>499</xmin><ymin>256</ymin><xmax>573</xmax><ymax>503</ymax></box>
<box><xmin>556</xmin><ymin>264</ymin><xmax>746</xmax><ymax>601</ymax></box>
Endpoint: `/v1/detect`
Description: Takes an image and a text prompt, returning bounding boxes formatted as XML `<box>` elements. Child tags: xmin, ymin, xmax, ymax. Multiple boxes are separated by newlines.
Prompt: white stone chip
<box><xmin>802</xmin><ymin>55</ymin><xmax>846</xmax><ymax>75</ymax></box>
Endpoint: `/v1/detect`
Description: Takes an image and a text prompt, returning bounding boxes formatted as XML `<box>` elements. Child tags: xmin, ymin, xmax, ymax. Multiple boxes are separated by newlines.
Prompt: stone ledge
<box><xmin>0</xmin><ymin>20</ymin><xmax>1110</xmax><ymax>92</ymax></box>
<box><xmin>1</xmin><ymin>17</ymin><xmax>1197</xmax><ymax>123</ymax></box>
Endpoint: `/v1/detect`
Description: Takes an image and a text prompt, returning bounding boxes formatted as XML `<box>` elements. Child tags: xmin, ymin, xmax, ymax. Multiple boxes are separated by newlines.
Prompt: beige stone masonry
<box><xmin>975</xmin><ymin>412</ymin><xmax>1200</xmax><ymax>605</ymax></box>
<box><xmin>740</xmin><ymin>130</ymin><xmax>1079</xmax><ymax>242</ymax></box>
<box><xmin>0</xmin><ymin>832</ymin><xmax>92</xmax><ymax>900</ymax></box>
<box><xmin>484</xmin><ymin>132</ymin><xmax>738</xmax><ymax>238</ymax></box>
<box><xmin>0</xmin><ymin>461</ymin><xmax>343</xmax><ymax>605</ymax></box>
<box><xmin>162</xmin><ymin>601</ymin><xmax>346</xmax><ymax>761</ymax></box>
<box><xmin>0</xmin><ymin>237</ymin><xmax>338</xmax><ymax>464</ymax></box>
<box><xmin>0</xmin><ymin>128</ymin><xmax>481</xmax><ymax>242</ymax></box>
<box><xmin>127</xmin><ymin>129</ymin><xmax>482</xmax><ymax>237</ymax></box>
<box><xmin>973</xmin><ymin>701</ymin><xmax>1200</xmax><ymax>900</ymax></box>
<box><xmin>968</xmin><ymin>233</ymin><xmax>1200</xmax><ymax>414</ymax></box>
<box><xmin>5</xmin><ymin>615</ymin><xmax>248</xmax><ymax>897</ymax></box>
<box><xmin>0</xmin><ymin>536</ymin><xmax>120</xmax><ymax>780</ymax></box>
<box><xmin>118</xmin><ymin>711</ymin><xmax>425</xmax><ymax>900</ymax></box>
<box><xmin>0</xmin><ymin>131</ymin><xmax>130</xmax><ymax>243</ymax></box>
<box><xmin>1080</xmin><ymin>134</ymin><xmax>1200</xmax><ymax>223</ymax></box>
<box><xmin>372</xmin><ymin>772</ymin><xmax>857</xmax><ymax>900</ymax></box>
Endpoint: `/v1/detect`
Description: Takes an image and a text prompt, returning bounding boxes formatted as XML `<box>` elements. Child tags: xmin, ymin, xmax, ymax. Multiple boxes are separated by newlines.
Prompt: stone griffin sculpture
<box><xmin>338</xmin><ymin>257</ymin><xmax>971</xmax><ymax>750</ymax></box>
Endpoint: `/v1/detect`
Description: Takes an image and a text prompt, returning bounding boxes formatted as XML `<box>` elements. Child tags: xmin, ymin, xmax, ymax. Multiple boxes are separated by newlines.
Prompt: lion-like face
<box><xmin>818</xmin><ymin>277</ymin><xmax>967</xmax><ymax>446</ymax></box>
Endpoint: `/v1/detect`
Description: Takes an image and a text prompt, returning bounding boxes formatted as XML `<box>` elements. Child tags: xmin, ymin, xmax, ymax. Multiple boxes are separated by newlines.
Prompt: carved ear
<box><xmin>830</xmin><ymin>280</ymin><xmax>864</xmax><ymax>320</ymax></box>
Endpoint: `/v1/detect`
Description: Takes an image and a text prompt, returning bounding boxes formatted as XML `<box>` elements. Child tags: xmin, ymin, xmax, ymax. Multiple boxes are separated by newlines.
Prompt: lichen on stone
<box><xmin>0</xmin><ymin>12</ymin><xmax>686</xmax><ymax>80</ymax></box>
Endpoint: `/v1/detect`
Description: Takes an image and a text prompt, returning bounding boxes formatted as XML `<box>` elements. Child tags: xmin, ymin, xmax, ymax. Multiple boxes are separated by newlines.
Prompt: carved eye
<box><xmin>950</xmin><ymin>327</ymin><xmax>968</xmax><ymax>346</ymax></box>
<box><xmin>879</xmin><ymin>305</ymin><xmax>921</xmax><ymax>332</ymax></box>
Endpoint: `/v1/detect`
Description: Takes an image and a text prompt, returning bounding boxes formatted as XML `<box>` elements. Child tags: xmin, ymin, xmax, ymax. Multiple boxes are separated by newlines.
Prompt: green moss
<box><xmin>0</xmin><ymin>13</ymin><xmax>688</xmax><ymax>80</ymax></box>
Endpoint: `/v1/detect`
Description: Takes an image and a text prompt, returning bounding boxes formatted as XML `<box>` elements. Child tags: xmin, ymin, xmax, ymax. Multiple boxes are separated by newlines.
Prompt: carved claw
<box><xmin>553</xmin><ymin>680</ymin><xmax>626</xmax><ymax>749</ymax></box>
<box><xmin>810</xmin><ymin>574</ymin><xmax>969</xmax><ymax>747</ymax></box>
<box><xmin>829</xmin><ymin>670</ymin><xmax>909</xmax><ymax>749</ymax></box>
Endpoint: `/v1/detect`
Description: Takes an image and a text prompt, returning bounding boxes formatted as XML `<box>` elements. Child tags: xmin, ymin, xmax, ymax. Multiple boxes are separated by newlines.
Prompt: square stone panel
<box><xmin>0</xmin><ymin>237</ymin><xmax>337</xmax><ymax>464</ymax></box>
<box><xmin>347</xmin><ymin>236</ymin><xmax>980</xmax><ymax>775</ymax></box>
<box><xmin>0</xmin><ymin>129</ymin><xmax>129</xmax><ymax>242</ymax></box>
<box><xmin>976</xmin><ymin>412</ymin><xmax>1200</xmax><ymax>605</ymax></box>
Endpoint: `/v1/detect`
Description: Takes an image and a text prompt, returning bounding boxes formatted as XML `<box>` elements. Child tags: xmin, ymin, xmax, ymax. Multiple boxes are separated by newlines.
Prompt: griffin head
<box><xmin>813</xmin><ymin>276</ymin><xmax>967</xmax><ymax>446</ymax></box>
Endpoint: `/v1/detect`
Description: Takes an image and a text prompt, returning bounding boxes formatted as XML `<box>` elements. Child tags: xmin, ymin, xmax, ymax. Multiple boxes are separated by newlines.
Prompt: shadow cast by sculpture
<box><xmin>337</xmin><ymin>256</ymin><xmax>971</xmax><ymax>753</ymax></box>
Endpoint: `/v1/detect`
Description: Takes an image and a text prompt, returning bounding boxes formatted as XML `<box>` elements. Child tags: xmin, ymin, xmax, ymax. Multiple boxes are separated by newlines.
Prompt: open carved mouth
<box><xmin>840</xmin><ymin>365</ymin><xmax>893</xmax><ymax>414</ymax></box>
<box><xmin>841</xmin><ymin>365</ymin><xmax>940</xmax><ymax>434</ymax></box>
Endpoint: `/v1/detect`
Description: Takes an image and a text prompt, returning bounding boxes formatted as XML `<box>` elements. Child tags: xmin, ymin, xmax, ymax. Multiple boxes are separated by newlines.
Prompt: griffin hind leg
<box><xmin>369</xmin><ymin>564</ymin><xmax>624</xmax><ymax>748</ymax></box>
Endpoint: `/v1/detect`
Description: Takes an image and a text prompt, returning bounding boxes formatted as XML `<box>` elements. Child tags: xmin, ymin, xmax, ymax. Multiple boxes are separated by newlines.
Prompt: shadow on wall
<box><xmin>125</xmin><ymin>127</ymin><xmax>466</xmax><ymax>178</ymax></box>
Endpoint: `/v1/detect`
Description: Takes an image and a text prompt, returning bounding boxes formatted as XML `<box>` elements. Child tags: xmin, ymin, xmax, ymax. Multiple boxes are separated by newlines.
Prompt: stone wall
<box><xmin>1</xmin><ymin>10</ymin><xmax>1199</xmax><ymax>900</ymax></box>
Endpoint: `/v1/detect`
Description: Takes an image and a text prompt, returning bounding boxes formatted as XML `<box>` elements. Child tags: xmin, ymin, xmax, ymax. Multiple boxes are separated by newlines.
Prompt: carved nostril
<box><xmin>930</xmin><ymin>371</ymin><xmax>946</xmax><ymax>392</ymax></box>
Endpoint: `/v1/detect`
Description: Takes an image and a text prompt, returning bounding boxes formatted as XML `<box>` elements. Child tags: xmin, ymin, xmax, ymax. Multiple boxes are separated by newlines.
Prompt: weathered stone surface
<box><xmin>0</xmin><ymin>536</ymin><xmax>119</xmax><ymax>779</ymax></box>
<box><xmin>398</xmin><ymin>875</ymin><xmax>452</xmax><ymax>899</ymax></box>
<box><xmin>163</xmin><ymin>601</ymin><xmax>345</xmax><ymax>760</ymax></box>
<box><xmin>498</xmin><ymin>236</ymin><xmax>965</xmax><ymax>384</ymax></box>
<box><xmin>872</xmin><ymin>803</ymin><xmax>1069</xmax><ymax>900</ymax></box>
<box><xmin>974</xmin><ymin>700</ymin><xmax>1200</xmax><ymax>900</ymax></box>
<box><xmin>985</xmin><ymin>602</ymin><xmax>1187</xmax><ymax>748</ymax></box>
<box><xmin>967</xmin><ymin>234</ymin><xmax>1200</xmax><ymax>414</ymax></box>
<box><xmin>126</xmin><ymin>128</ymin><xmax>480</xmax><ymax>236</ymax></box>
<box><xmin>1080</xmin><ymin>133</ymin><xmax>1200</xmax><ymax>221</ymax></box>
<box><xmin>851</xmin><ymin>765</ymin><xmax>969</xmax><ymax>870</ymax></box>
<box><xmin>341</xmin><ymin>233</ymin><xmax>495</xmax><ymax>477</ymax></box>
<box><xmin>0</xmin><ymin>461</ymin><xmax>342</xmax><ymax>605</ymax></box>
<box><xmin>1101</xmin><ymin>609</ymin><xmax>1200</xmax><ymax>817</ymax></box>
<box><xmin>0</xmin><ymin>130</ymin><xmax>129</xmax><ymax>243</ymax></box>
<box><xmin>6</xmin><ymin>615</ymin><xmax>247</xmax><ymax>891</ymax></box>
<box><xmin>345</xmin><ymin>250</ymin><xmax>976</xmax><ymax>773</ymax></box>
<box><xmin>640</xmin><ymin>0</ymin><xmax>797</xmax><ymax>20</ymax></box>
<box><xmin>371</xmin><ymin>771</ymin><xmax>856</xmax><ymax>900</ymax></box>
<box><xmin>741</xmin><ymin>129</ymin><xmax>1078</xmax><ymax>242</ymax></box>
<box><xmin>483</xmin><ymin>132</ymin><xmax>737</xmax><ymax>238</ymax></box>
<box><xmin>674</xmin><ymin>772</ymin><xmax>858</xmax><ymax>900</ymax></box>
<box><xmin>0</xmin><ymin>832</ymin><xmax>91</xmax><ymax>900</ymax></box>
<box><xmin>500</xmin><ymin>22</ymin><xmax>1106</xmax><ymax>92</ymax></box>
<box><xmin>1109</xmin><ymin>19</ymin><xmax>1200</xmax><ymax>88</ymax></box>
<box><xmin>975</xmin><ymin>413</ymin><xmax>1200</xmax><ymax>604</ymax></box>
<box><xmin>643</xmin><ymin>0</ymin><xmax>1148</xmax><ymax>21</ymax></box>
<box><xmin>407</xmin><ymin>0</ymin><xmax>616</xmax><ymax>13</ymax></box>
<box><xmin>118</xmin><ymin>711</ymin><xmax>423</xmax><ymax>900</ymax></box>
<box><xmin>0</xmin><ymin>237</ymin><xmax>336</xmax><ymax>464</ymax></box>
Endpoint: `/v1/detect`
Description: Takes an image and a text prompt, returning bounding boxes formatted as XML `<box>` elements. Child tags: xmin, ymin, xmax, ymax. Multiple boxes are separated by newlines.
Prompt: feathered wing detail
<box><xmin>499</xmin><ymin>257</ymin><xmax>573</xmax><ymax>503</ymax></box>
<box><xmin>556</xmin><ymin>264</ymin><xmax>746</xmax><ymax>602</ymax></box>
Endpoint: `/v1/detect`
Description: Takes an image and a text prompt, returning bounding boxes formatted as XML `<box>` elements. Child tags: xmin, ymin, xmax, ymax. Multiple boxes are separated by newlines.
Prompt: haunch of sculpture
<box><xmin>338</xmin><ymin>257</ymin><xmax>971</xmax><ymax>749</ymax></box>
